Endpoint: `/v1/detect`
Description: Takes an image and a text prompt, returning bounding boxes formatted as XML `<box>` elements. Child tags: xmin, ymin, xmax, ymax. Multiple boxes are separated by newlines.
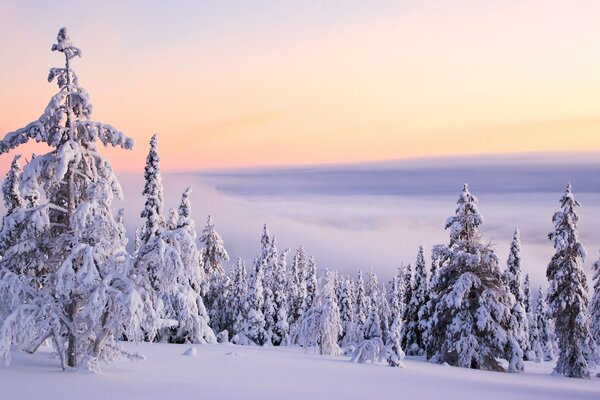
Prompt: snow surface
<box><xmin>1</xmin><ymin>343</ymin><xmax>598</xmax><ymax>400</ymax></box>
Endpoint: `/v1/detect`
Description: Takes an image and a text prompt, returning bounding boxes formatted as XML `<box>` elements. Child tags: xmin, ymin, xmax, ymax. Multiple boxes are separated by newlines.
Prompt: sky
<box><xmin>1</xmin><ymin>1</ymin><xmax>600</xmax><ymax>172</ymax></box>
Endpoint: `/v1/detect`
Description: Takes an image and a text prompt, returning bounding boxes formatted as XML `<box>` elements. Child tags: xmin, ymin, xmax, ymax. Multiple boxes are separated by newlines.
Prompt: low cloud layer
<box><xmin>115</xmin><ymin>155</ymin><xmax>600</xmax><ymax>290</ymax></box>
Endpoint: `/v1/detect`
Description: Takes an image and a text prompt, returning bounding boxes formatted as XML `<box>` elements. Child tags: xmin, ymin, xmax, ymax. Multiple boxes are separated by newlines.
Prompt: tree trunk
<box><xmin>66</xmin><ymin>298</ymin><xmax>78</xmax><ymax>368</ymax></box>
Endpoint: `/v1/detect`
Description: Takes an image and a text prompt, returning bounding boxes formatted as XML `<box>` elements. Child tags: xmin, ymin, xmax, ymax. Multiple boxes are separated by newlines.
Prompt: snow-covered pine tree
<box><xmin>338</xmin><ymin>275</ymin><xmax>358</xmax><ymax>349</ymax></box>
<box><xmin>546</xmin><ymin>183</ymin><xmax>595</xmax><ymax>378</ymax></box>
<box><xmin>199</xmin><ymin>215</ymin><xmax>229</xmax><ymax>276</ymax></box>
<box><xmin>208</xmin><ymin>273</ymin><xmax>231</xmax><ymax>338</ymax></box>
<box><xmin>0</xmin><ymin>29</ymin><xmax>156</xmax><ymax>370</ymax></box>
<box><xmin>502</xmin><ymin>229</ymin><xmax>533</xmax><ymax>360</ymax></box>
<box><xmin>355</xmin><ymin>269</ymin><xmax>369</xmax><ymax>339</ymax></box>
<box><xmin>420</xmin><ymin>245</ymin><xmax>449</xmax><ymax>350</ymax></box>
<box><xmin>591</xmin><ymin>251</ymin><xmax>600</xmax><ymax>350</ymax></box>
<box><xmin>363</xmin><ymin>299</ymin><xmax>382</xmax><ymax>340</ymax></box>
<box><xmin>523</xmin><ymin>273</ymin><xmax>532</xmax><ymax>315</ymax></box>
<box><xmin>140</xmin><ymin>134</ymin><xmax>165</xmax><ymax>245</ymax></box>
<box><xmin>245</xmin><ymin>256</ymin><xmax>267</xmax><ymax>345</ymax></box>
<box><xmin>402</xmin><ymin>245</ymin><xmax>428</xmax><ymax>355</ymax></box>
<box><xmin>152</xmin><ymin>188</ymin><xmax>215</xmax><ymax>344</ymax></box>
<box><xmin>272</xmin><ymin>249</ymin><xmax>290</xmax><ymax>346</ymax></box>
<box><xmin>0</xmin><ymin>155</ymin><xmax>24</xmax><ymax>260</ymax></box>
<box><xmin>402</xmin><ymin>263</ymin><xmax>413</xmax><ymax>320</ymax></box>
<box><xmin>425</xmin><ymin>184</ymin><xmax>523</xmax><ymax>372</ymax></box>
<box><xmin>534</xmin><ymin>286</ymin><xmax>556</xmax><ymax>361</ymax></box>
<box><xmin>229</xmin><ymin>258</ymin><xmax>249</xmax><ymax>343</ymax></box>
<box><xmin>304</xmin><ymin>255</ymin><xmax>318</xmax><ymax>312</ymax></box>
<box><xmin>295</xmin><ymin>270</ymin><xmax>342</xmax><ymax>356</ymax></box>
<box><xmin>288</xmin><ymin>246</ymin><xmax>308</xmax><ymax>334</ymax></box>
<box><xmin>387</xmin><ymin>272</ymin><xmax>405</xmax><ymax>367</ymax></box>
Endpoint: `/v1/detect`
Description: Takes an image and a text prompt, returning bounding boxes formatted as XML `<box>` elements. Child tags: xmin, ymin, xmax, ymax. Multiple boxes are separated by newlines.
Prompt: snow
<box><xmin>1</xmin><ymin>342</ymin><xmax>598</xmax><ymax>400</ymax></box>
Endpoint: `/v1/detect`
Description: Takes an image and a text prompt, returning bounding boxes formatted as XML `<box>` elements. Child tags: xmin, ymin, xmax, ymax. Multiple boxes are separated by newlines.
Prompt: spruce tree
<box><xmin>153</xmin><ymin>188</ymin><xmax>215</xmax><ymax>344</ymax></box>
<box><xmin>288</xmin><ymin>246</ymin><xmax>308</xmax><ymax>333</ymax></box>
<box><xmin>339</xmin><ymin>275</ymin><xmax>358</xmax><ymax>349</ymax></box>
<box><xmin>272</xmin><ymin>249</ymin><xmax>290</xmax><ymax>346</ymax></box>
<box><xmin>245</xmin><ymin>256</ymin><xmax>267</xmax><ymax>345</ymax></box>
<box><xmin>295</xmin><ymin>270</ymin><xmax>342</xmax><ymax>356</ymax></box>
<box><xmin>230</xmin><ymin>258</ymin><xmax>249</xmax><ymax>343</ymax></box>
<box><xmin>426</xmin><ymin>184</ymin><xmax>523</xmax><ymax>372</ymax></box>
<box><xmin>546</xmin><ymin>183</ymin><xmax>595</xmax><ymax>378</ymax></box>
<box><xmin>355</xmin><ymin>269</ymin><xmax>369</xmax><ymax>338</ymax></box>
<box><xmin>0</xmin><ymin>29</ymin><xmax>156</xmax><ymax>370</ymax></box>
<box><xmin>534</xmin><ymin>286</ymin><xmax>556</xmax><ymax>361</ymax></box>
<box><xmin>590</xmin><ymin>251</ymin><xmax>600</xmax><ymax>349</ymax></box>
<box><xmin>386</xmin><ymin>271</ymin><xmax>405</xmax><ymax>367</ymax></box>
<box><xmin>140</xmin><ymin>134</ymin><xmax>165</xmax><ymax>245</ymax></box>
<box><xmin>199</xmin><ymin>215</ymin><xmax>230</xmax><ymax>275</ymax></box>
<box><xmin>502</xmin><ymin>229</ymin><xmax>533</xmax><ymax>360</ymax></box>
<box><xmin>402</xmin><ymin>245</ymin><xmax>428</xmax><ymax>355</ymax></box>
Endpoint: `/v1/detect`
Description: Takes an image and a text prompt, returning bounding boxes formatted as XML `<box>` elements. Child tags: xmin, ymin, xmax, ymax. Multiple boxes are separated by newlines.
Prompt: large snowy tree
<box><xmin>426</xmin><ymin>184</ymin><xmax>523</xmax><ymax>372</ymax></box>
<box><xmin>139</xmin><ymin>134</ymin><xmax>165</xmax><ymax>245</ymax></box>
<box><xmin>0</xmin><ymin>29</ymin><xmax>156</xmax><ymax>370</ymax></box>
<box><xmin>546</xmin><ymin>183</ymin><xmax>595</xmax><ymax>378</ymax></box>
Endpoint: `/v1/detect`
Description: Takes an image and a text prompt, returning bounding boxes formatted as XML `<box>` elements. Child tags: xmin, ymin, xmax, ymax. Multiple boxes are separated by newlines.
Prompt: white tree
<box><xmin>355</xmin><ymin>269</ymin><xmax>369</xmax><ymax>339</ymax></box>
<box><xmin>386</xmin><ymin>273</ymin><xmax>405</xmax><ymax>367</ymax></box>
<box><xmin>338</xmin><ymin>275</ymin><xmax>358</xmax><ymax>349</ymax></box>
<box><xmin>546</xmin><ymin>183</ymin><xmax>595</xmax><ymax>378</ymax></box>
<box><xmin>304</xmin><ymin>255</ymin><xmax>318</xmax><ymax>312</ymax></box>
<box><xmin>502</xmin><ymin>229</ymin><xmax>533</xmax><ymax>360</ymax></box>
<box><xmin>288</xmin><ymin>246</ymin><xmax>308</xmax><ymax>335</ymax></box>
<box><xmin>245</xmin><ymin>256</ymin><xmax>267</xmax><ymax>345</ymax></box>
<box><xmin>229</xmin><ymin>258</ymin><xmax>249</xmax><ymax>344</ymax></box>
<box><xmin>0</xmin><ymin>29</ymin><xmax>156</xmax><ymax>370</ymax></box>
<box><xmin>199</xmin><ymin>215</ymin><xmax>229</xmax><ymax>275</ymax></box>
<box><xmin>143</xmin><ymin>188</ymin><xmax>215</xmax><ymax>344</ymax></box>
<box><xmin>534</xmin><ymin>286</ymin><xmax>556</xmax><ymax>361</ymax></box>
<box><xmin>591</xmin><ymin>251</ymin><xmax>600</xmax><ymax>351</ymax></box>
<box><xmin>402</xmin><ymin>245</ymin><xmax>428</xmax><ymax>355</ymax></box>
<box><xmin>426</xmin><ymin>184</ymin><xmax>524</xmax><ymax>372</ymax></box>
<box><xmin>295</xmin><ymin>270</ymin><xmax>342</xmax><ymax>356</ymax></box>
<box><xmin>272</xmin><ymin>249</ymin><xmax>290</xmax><ymax>346</ymax></box>
<box><xmin>139</xmin><ymin>134</ymin><xmax>165</xmax><ymax>245</ymax></box>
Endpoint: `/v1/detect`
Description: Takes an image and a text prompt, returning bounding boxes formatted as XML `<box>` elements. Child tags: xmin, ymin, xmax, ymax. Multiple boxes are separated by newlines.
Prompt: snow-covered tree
<box><xmin>502</xmin><ymin>229</ymin><xmax>533</xmax><ymax>360</ymax></box>
<box><xmin>387</xmin><ymin>273</ymin><xmax>405</xmax><ymax>367</ymax></box>
<box><xmin>534</xmin><ymin>286</ymin><xmax>556</xmax><ymax>361</ymax></box>
<box><xmin>591</xmin><ymin>251</ymin><xmax>600</xmax><ymax>350</ymax></box>
<box><xmin>304</xmin><ymin>255</ymin><xmax>318</xmax><ymax>312</ymax></box>
<box><xmin>402</xmin><ymin>263</ymin><xmax>413</xmax><ymax>319</ymax></box>
<box><xmin>0</xmin><ymin>29</ymin><xmax>156</xmax><ymax>370</ymax></box>
<box><xmin>208</xmin><ymin>273</ymin><xmax>231</xmax><ymax>337</ymax></box>
<box><xmin>139</xmin><ymin>134</ymin><xmax>164</xmax><ymax>245</ymax></box>
<box><xmin>288</xmin><ymin>246</ymin><xmax>308</xmax><ymax>332</ymax></box>
<box><xmin>546</xmin><ymin>183</ymin><xmax>595</xmax><ymax>378</ymax></box>
<box><xmin>244</xmin><ymin>256</ymin><xmax>267</xmax><ymax>345</ymax></box>
<box><xmin>272</xmin><ymin>249</ymin><xmax>290</xmax><ymax>346</ymax></box>
<box><xmin>402</xmin><ymin>245</ymin><xmax>428</xmax><ymax>355</ymax></box>
<box><xmin>426</xmin><ymin>184</ymin><xmax>523</xmax><ymax>372</ymax></box>
<box><xmin>143</xmin><ymin>188</ymin><xmax>215</xmax><ymax>344</ymax></box>
<box><xmin>295</xmin><ymin>270</ymin><xmax>342</xmax><ymax>356</ymax></box>
<box><xmin>523</xmin><ymin>273</ymin><xmax>532</xmax><ymax>315</ymax></box>
<box><xmin>199</xmin><ymin>215</ymin><xmax>229</xmax><ymax>275</ymax></box>
<box><xmin>355</xmin><ymin>269</ymin><xmax>369</xmax><ymax>338</ymax></box>
<box><xmin>338</xmin><ymin>275</ymin><xmax>358</xmax><ymax>349</ymax></box>
<box><xmin>229</xmin><ymin>258</ymin><xmax>249</xmax><ymax>343</ymax></box>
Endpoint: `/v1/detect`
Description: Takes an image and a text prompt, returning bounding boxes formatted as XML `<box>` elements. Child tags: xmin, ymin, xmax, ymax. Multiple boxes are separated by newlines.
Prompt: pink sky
<box><xmin>1</xmin><ymin>1</ymin><xmax>599</xmax><ymax>172</ymax></box>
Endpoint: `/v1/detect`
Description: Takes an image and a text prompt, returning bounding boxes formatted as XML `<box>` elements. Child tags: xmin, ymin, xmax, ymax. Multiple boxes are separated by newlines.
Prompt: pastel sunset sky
<box><xmin>1</xmin><ymin>1</ymin><xmax>599</xmax><ymax>172</ymax></box>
